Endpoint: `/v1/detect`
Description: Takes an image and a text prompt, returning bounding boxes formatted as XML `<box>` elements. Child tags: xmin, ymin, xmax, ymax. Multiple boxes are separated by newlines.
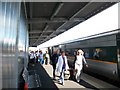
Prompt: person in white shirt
<box><xmin>74</xmin><ymin>49</ymin><xmax>88</xmax><ymax>83</ymax></box>
<box><xmin>56</xmin><ymin>51</ymin><xmax>69</xmax><ymax>85</ymax></box>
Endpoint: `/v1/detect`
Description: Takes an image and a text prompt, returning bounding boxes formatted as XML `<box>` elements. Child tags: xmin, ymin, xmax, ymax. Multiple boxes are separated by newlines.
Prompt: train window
<box><xmin>93</xmin><ymin>48</ymin><xmax>108</xmax><ymax>61</ymax></box>
<box><xmin>107</xmin><ymin>47</ymin><xmax>117</xmax><ymax>63</ymax></box>
<box><xmin>65</xmin><ymin>49</ymin><xmax>71</xmax><ymax>56</ymax></box>
<box><xmin>65</xmin><ymin>47</ymin><xmax>117</xmax><ymax>63</ymax></box>
<box><xmin>83</xmin><ymin>49</ymin><xmax>90</xmax><ymax>58</ymax></box>
<box><xmin>92</xmin><ymin>47</ymin><xmax>117</xmax><ymax>63</ymax></box>
<box><xmin>93</xmin><ymin>48</ymin><xmax>101</xmax><ymax>60</ymax></box>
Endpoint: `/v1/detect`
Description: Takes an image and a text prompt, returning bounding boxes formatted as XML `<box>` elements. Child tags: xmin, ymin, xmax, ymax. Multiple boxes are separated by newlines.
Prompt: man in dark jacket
<box><xmin>51</xmin><ymin>51</ymin><xmax>59</xmax><ymax>79</ymax></box>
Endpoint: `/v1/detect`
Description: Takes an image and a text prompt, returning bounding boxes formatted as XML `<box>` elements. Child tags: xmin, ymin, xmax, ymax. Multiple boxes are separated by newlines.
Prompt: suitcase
<box><xmin>68</xmin><ymin>68</ymin><xmax>75</xmax><ymax>80</ymax></box>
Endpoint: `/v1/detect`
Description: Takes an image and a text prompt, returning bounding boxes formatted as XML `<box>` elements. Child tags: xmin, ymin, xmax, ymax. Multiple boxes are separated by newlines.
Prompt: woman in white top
<box><xmin>56</xmin><ymin>51</ymin><xmax>69</xmax><ymax>85</ymax></box>
<box><xmin>74</xmin><ymin>49</ymin><xmax>88</xmax><ymax>83</ymax></box>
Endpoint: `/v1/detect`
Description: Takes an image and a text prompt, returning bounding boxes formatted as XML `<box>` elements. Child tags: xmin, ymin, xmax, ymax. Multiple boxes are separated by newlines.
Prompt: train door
<box><xmin>117</xmin><ymin>49</ymin><xmax>120</xmax><ymax>79</ymax></box>
<box><xmin>117</xmin><ymin>32</ymin><xmax>120</xmax><ymax>81</ymax></box>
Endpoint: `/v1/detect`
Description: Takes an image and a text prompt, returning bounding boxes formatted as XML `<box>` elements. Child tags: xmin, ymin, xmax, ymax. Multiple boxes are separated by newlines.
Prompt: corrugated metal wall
<box><xmin>0</xmin><ymin>1</ymin><xmax>2</xmax><ymax>89</ymax></box>
<box><xmin>0</xmin><ymin>2</ymin><xmax>29</xmax><ymax>89</ymax></box>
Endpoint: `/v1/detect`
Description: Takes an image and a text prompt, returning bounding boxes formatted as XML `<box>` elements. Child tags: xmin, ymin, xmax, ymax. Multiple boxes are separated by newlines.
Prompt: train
<box><xmin>49</xmin><ymin>29</ymin><xmax>120</xmax><ymax>83</ymax></box>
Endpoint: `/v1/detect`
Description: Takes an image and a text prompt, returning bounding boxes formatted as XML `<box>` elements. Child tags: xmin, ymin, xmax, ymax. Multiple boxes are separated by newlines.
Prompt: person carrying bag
<box><xmin>56</xmin><ymin>51</ymin><xmax>69</xmax><ymax>85</ymax></box>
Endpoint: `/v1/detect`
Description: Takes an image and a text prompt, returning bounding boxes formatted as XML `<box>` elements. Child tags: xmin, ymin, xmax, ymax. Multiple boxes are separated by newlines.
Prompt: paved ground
<box><xmin>27</xmin><ymin>63</ymin><xmax>119</xmax><ymax>89</ymax></box>
<box><xmin>28</xmin><ymin>63</ymin><xmax>94</xmax><ymax>89</ymax></box>
<box><xmin>28</xmin><ymin>63</ymin><xmax>58</xmax><ymax>89</ymax></box>
<box><xmin>43</xmin><ymin>64</ymin><xmax>96</xmax><ymax>89</ymax></box>
<box><xmin>43</xmin><ymin>64</ymin><xmax>119</xmax><ymax>89</ymax></box>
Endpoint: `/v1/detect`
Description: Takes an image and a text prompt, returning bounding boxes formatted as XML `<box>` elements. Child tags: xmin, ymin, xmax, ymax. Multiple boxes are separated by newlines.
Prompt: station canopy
<box><xmin>25</xmin><ymin>2</ymin><xmax>116</xmax><ymax>46</ymax></box>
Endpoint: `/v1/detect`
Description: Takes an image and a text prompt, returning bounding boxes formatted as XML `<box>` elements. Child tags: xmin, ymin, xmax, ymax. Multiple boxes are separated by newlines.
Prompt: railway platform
<box><xmin>27</xmin><ymin>63</ymin><xmax>58</xmax><ymax>89</ymax></box>
<box><xmin>27</xmin><ymin>63</ymin><xmax>119</xmax><ymax>89</ymax></box>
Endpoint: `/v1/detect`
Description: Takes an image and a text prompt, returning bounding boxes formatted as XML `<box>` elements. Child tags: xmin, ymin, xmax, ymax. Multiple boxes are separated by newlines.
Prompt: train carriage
<box><xmin>51</xmin><ymin>29</ymin><xmax>120</xmax><ymax>82</ymax></box>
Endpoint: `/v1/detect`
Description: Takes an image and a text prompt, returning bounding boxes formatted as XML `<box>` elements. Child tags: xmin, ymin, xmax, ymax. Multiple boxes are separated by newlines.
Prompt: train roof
<box><xmin>61</xmin><ymin>29</ymin><xmax>120</xmax><ymax>45</ymax></box>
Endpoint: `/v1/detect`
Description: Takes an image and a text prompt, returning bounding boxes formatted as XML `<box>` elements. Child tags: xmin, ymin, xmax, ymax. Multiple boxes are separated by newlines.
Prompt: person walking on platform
<box><xmin>38</xmin><ymin>50</ymin><xmax>44</xmax><ymax>65</ymax></box>
<box><xmin>35</xmin><ymin>50</ymin><xmax>39</xmax><ymax>63</ymax></box>
<box><xmin>44</xmin><ymin>51</ymin><xmax>50</xmax><ymax>65</ymax></box>
<box><xmin>56</xmin><ymin>51</ymin><xmax>69</xmax><ymax>85</ymax></box>
<box><xmin>29</xmin><ymin>51</ymin><xmax>35</xmax><ymax>65</ymax></box>
<box><xmin>74</xmin><ymin>49</ymin><xmax>88</xmax><ymax>83</ymax></box>
<box><xmin>51</xmin><ymin>50</ymin><xmax>59</xmax><ymax>79</ymax></box>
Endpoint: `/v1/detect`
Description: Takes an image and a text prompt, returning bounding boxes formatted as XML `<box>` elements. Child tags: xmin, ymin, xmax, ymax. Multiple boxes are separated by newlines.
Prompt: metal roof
<box><xmin>25</xmin><ymin>2</ymin><xmax>116</xmax><ymax>47</ymax></box>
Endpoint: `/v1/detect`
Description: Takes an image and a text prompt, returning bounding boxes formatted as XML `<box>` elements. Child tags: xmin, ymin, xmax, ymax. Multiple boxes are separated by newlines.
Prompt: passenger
<box><xmin>29</xmin><ymin>51</ymin><xmax>35</xmax><ymax>65</ymax></box>
<box><xmin>74</xmin><ymin>49</ymin><xmax>88</xmax><ymax>83</ymax></box>
<box><xmin>51</xmin><ymin>50</ymin><xmax>59</xmax><ymax>79</ymax></box>
<box><xmin>35</xmin><ymin>50</ymin><xmax>39</xmax><ymax>63</ymax></box>
<box><xmin>38</xmin><ymin>50</ymin><xmax>44</xmax><ymax>65</ymax></box>
<box><xmin>56</xmin><ymin>51</ymin><xmax>69</xmax><ymax>85</ymax></box>
<box><xmin>44</xmin><ymin>51</ymin><xmax>50</xmax><ymax>65</ymax></box>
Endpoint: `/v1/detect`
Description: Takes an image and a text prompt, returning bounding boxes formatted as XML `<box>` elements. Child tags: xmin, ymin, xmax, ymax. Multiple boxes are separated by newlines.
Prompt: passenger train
<box><xmin>49</xmin><ymin>29</ymin><xmax>120</xmax><ymax>83</ymax></box>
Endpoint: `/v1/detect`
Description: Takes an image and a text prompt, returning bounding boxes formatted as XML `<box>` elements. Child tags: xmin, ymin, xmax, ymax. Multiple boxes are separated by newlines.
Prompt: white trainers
<box><xmin>62</xmin><ymin>82</ymin><xmax>64</xmax><ymax>86</ymax></box>
<box><xmin>77</xmin><ymin>80</ymin><xmax>80</xmax><ymax>83</ymax></box>
<box><xmin>59</xmin><ymin>80</ymin><xmax>65</xmax><ymax>85</ymax></box>
<box><xmin>59</xmin><ymin>80</ymin><xmax>62</xmax><ymax>83</ymax></box>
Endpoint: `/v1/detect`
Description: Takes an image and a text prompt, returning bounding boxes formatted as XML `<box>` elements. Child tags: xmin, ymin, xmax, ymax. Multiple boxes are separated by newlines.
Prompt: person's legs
<box><xmin>36</xmin><ymin>57</ymin><xmax>38</xmax><ymax>63</ymax></box>
<box><xmin>75</xmin><ymin>64</ymin><xmax>79</xmax><ymax>82</ymax></box>
<box><xmin>75</xmin><ymin>64</ymin><xmax>81</xmax><ymax>83</ymax></box>
<box><xmin>45</xmin><ymin>57</ymin><xmax>48</xmax><ymax>65</ymax></box>
<box><xmin>77</xmin><ymin>70</ymin><xmax>81</xmax><ymax>82</ymax></box>
<box><xmin>75</xmin><ymin>69</ymin><xmax>79</xmax><ymax>82</ymax></box>
<box><xmin>59</xmin><ymin>69</ymin><xmax>65</xmax><ymax>85</ymax></box>
<box><xmin>52</xmin><ymin>64</ymin><xmax>56</xmax><ymax>79</ymax></box>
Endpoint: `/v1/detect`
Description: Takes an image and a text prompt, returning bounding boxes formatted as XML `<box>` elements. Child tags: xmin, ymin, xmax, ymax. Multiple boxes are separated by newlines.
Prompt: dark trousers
<box><xmin>36</xmin><ymin>57</ymin><xmax>38</xmax><ymax>63</ymax></box>
<box><xmin>30</xmin><ymin>58</ymin><xmax>35</xmax><ymax>64</ymax></box>
<box><xmin>45</xmin><ymin>58</ymin><xmax>48</xmax><ymax>65</ymax></box>
<box><xmin>52</xmin><ymin>64</ymin><xmax>56</xmax><ymax>78</ymax></box>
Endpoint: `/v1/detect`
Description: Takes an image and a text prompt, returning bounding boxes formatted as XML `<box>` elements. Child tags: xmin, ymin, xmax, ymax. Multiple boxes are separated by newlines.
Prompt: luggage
<box><xmin>68</xmin><ymin>68</ymin><xmax>76</xmax><ymax>80</ymax></box>
<box><xmin>64</xmin><ymin>70</ymin><xmax>70</xmax><ymax>80</ymax></box>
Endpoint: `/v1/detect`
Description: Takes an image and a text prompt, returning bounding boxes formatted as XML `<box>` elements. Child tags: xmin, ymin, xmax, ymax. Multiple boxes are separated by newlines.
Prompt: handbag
<box><xmin>64</xmin><ymin>70</ymin><xmax>70</xmax><ymax>80</ymax></box>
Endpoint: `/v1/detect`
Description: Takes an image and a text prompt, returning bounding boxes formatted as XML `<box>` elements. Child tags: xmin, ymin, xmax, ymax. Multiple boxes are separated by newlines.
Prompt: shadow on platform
<box><xmin>69</xmin><ymin>77</ymin><xmax>99</xmax><ymax>90</ymax></box>
<box><xmin>28</xmin><ymin>63</ymin><xmax>59</xmax><ymax>89</ymax></box>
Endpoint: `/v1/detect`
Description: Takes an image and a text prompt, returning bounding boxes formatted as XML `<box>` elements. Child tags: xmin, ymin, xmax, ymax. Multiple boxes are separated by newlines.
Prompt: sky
<box><xmin>37</xmin><ymin>3</ymin><xmax>118</xmax><ymax>49</ymax></box>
